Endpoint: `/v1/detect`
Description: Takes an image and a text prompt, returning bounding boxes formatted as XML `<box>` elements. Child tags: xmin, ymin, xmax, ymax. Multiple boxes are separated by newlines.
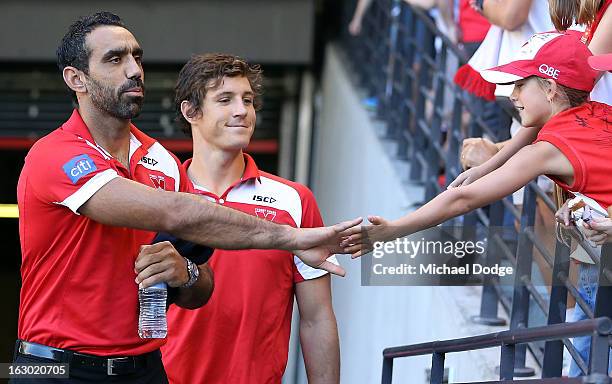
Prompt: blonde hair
<box><xmin>554</xmin><ymin>186</ymin><xmax>574</xmax><ymax>247</ymax></box>
<box><xmin>534</xmin><ymin>77</ymin><xmax>590</xmax><ymax>108</ymax></box>
<box><xmin>549</xmin><ymin>0</ymin><xmax>604</xmax><ymax>31</ymax></box>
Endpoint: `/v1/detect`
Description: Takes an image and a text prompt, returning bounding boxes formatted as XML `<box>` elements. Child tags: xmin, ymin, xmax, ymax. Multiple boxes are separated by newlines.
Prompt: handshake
<box><xmin>284</xmin><ymin>215</ymin><xmax>400</xmax><ymax>277</ymax></box>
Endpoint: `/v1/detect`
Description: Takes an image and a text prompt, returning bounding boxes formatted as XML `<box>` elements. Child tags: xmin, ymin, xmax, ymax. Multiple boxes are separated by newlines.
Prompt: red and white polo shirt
<box><xmin>162</xmin><ymin>154</ymin><xmax>335</xmax><ymax>384</ymax></box>
<box><xmin>17</xmin><ymin>109</ymin><xmax>188</xmax><ymax>356</ymax></box>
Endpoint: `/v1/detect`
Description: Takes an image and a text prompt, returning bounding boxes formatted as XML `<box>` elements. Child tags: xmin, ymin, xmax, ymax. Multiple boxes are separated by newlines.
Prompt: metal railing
<box><xmin>341</xmin><ymin>0</ymin><xmax>612</xmax><ymax>381</ymax></box>
<box><xmin>382</xmin><ymin>317</ymin><xmax>612</xmax><ymax>384</ymax></box>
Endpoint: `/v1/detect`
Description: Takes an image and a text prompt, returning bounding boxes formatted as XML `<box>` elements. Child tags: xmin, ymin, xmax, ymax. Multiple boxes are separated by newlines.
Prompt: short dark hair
<box><xmin>57</xmin><ymin>12</ymin><xmax>126</xmax><ymax>102</ymax></box>
<box><xmin>175</xmin><ymin>53</ymin><xmax>263</xmax><ymax>137</ymax></box>
<box><xmin>57</xmin><ymin>12</ymin><xmax>125</xmax><ymax>73</ymax></box>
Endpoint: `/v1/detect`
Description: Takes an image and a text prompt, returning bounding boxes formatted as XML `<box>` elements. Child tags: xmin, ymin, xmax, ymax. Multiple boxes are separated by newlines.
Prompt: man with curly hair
<box><xmin>161</xmin><ymin>53</ymin><xmax>340</xmax><ymax>384</ymax></box>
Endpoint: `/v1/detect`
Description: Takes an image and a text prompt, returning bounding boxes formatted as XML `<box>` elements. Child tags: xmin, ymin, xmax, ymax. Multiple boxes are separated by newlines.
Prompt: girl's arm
<box><xmin>343</xmin><ymin>141</ymin><xmax>572</xmax><ymax>255</ymax></box>
<box><xmin>589</xmin><ymin>5</ymin><xmax>612</xmax><ymax>56</ymax></box>
<box><xmin>449</xmin><ymin>125</ymin><xmax>542</xmax><ymax>187</ymax></box>
<box><xmin>348</xmin><ymin>0</ymin><xmax>373</xmax><ymax>36</ymax></box>
<box><xmin>481</xmin><ymin>0</ymin><xmax>532</xmax><ymax>31</ymax></box>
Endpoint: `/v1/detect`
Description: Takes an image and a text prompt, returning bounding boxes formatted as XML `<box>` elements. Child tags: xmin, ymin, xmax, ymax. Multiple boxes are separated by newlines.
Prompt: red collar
<box><xmin>241</xmin><ymin>153</ymin><xmax>262</xmax><ymax>182</ymax></box>
<box><xmin>183</xmin><ymin>153</ymin><xmax>262</xmax><ymax>197</ymax></box>
<box><xmin>61</xmin><ymin>109</ymin><xmax>156</xmax><ymax>151</ymax></box>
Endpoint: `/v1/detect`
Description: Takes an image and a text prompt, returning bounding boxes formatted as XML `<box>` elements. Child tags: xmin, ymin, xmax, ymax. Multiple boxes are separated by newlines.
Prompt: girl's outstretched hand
<box><xmin>340</xmin><ymin>215</ymin><xmax>396</xmax><ymax>258</ymax></box>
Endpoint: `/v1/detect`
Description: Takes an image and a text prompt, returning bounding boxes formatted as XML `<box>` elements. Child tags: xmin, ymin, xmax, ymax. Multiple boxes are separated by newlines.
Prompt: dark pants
<box><xmin>11</xmin><ymin>342</ymin><xmax>168</xmax><ymax>384</ymax></box>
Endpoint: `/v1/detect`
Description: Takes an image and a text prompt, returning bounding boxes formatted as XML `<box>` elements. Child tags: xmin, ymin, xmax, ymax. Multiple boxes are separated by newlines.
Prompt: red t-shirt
<box><xmin>162</xmin><ymin>154</ymin><xmax>332</xmax><ymax>384</ymax></box>
<box><xmin>17</xmin><ymin>109</ymin><xmax>189</xmax><ymax>356</ymax></box>
<box><xmin>533</xmin><ymin>102</ymin><xmax>612</xmax><ymax>209</ymax></box>
<box><xmin>458</xmin><ymin>0</ymin><xmax>490</xmax><ymax>43</ymax></box>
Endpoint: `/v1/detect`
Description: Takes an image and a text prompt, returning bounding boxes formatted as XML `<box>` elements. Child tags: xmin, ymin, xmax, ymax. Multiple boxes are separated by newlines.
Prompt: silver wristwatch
<box><xmin>181</xmin><ymin>257</ymin><xmax>200</xmax><ymax>288</ymax></box>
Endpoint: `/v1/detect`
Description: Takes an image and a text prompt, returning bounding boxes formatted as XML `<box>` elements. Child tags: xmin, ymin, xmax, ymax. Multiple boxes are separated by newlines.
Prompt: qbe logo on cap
<box><xmin>62</xmin><ymin>154</ymin><xmax>97</xmax><ymax>184</ymax></box>
<box><xmin>539</xmin><ymin>64</ymin><xmax>560</xmax><ymax>79</ymax></box>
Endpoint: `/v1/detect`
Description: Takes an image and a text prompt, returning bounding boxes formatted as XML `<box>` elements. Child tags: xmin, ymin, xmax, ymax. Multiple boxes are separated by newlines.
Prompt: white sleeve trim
<box><xmin>293</xmin><ymin>254</ymin><xmax>339</xmax><ymax>281</ymax></box>
<box><xmin>57</xmin><ymin>169</ymin><xmax>119</xmax><ymax>214</ymax></box>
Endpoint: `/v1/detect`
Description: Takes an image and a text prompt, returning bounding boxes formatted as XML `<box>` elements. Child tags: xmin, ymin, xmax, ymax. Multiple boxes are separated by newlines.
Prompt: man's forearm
<box><xmin>300</xmin><ymin>319</ymin><xmax>340</xmax><ymax>384</ymax></box>
<box><xmin>80</xmin><ymin>179</ymin><xmax>300</xmax><ymax>251</ymax></box>
<box><xmin>174</xmin><ymin>264</ymin><xmax>214</xmax><ymax>309</ymax></box>
<box><xmin>167</xmin><ymin>192</ymin><xmax>297</xmax><ymax>251</ymax></box>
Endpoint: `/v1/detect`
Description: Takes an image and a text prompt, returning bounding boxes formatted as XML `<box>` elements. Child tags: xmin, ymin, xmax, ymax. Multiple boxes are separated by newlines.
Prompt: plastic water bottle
<box><xmin>138</xmin><ymin>282</ymin><xmax>167</xmax><ymax>338</ymax></box>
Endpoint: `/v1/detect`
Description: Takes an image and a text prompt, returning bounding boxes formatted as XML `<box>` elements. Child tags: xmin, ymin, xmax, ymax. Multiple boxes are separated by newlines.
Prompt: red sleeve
<box><xmin>178</xmin><ymin>165</ymin><xmax>192</xmax><ymax>193</ymax></box>
<box><xmin>298</xmin><ymin>185</ymin><xmax>324</xmax><ymax>229</ymax></box>
<box><xmin>25</xmin><ymin>135</ymin><xmax>118</xmax><ymax>213</ymax></box>
<box><xmin>292</xmin><ymin>184</ymin><xmax>335</xmax><ymax>283</ymax></box>
<box><xmin>458</xmin><ymin>0</ymin><xmax>490</xmax><ymax>43</ymax></box>
<box><xmin>168</xmin><ymin>152</ymin><xmax>192</xmax><ymax>193</ymax></box>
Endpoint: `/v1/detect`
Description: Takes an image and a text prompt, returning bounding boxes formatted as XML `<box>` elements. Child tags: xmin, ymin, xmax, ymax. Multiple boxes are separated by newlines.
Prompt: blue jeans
<box><xmin>569</xmin><ymin>263</ymin><xmax>612</xmax><ymax>376</ymax></box>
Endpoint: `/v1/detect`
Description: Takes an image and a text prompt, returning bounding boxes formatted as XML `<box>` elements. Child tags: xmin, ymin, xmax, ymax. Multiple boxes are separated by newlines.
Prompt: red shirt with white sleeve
<box><xmin>17</xmin><ymin>109</ymin><xmax>188</xmax><ymax>356</ymax></box>
<box><xmin>162</xmin><ymin>154</ymin><xmax>334</xmax><ymax>384</ymax></box>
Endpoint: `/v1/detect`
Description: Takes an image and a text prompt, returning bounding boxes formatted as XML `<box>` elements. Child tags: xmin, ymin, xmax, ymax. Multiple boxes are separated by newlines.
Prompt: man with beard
<box><xmin>13</xmin><ymin>12</ymin><xmax>358</xmax><ymax>383</ymax></box>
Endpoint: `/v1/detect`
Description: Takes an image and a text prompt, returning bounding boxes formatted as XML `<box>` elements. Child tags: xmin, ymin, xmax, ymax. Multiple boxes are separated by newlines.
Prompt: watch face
<box><xmin>182</xmin><ymin>258</ymin><xmax>199</xmax><ymax>288</ymax></box>
<box><xmin>191</xmin><ymin>261</ymin><xmax>200</xmax><ymax>278</ymax></box>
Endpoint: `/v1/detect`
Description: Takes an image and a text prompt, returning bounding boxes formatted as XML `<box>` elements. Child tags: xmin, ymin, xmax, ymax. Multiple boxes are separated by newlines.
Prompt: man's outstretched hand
<box><xmin>339</xmin><ymin>215</ymin><xmax>396</xmax><ymax>258</ymax></box>
<box><xmin>293</xmin><ymin>217</ymin><xmax>362</xmax><ymax>277</ymax></box>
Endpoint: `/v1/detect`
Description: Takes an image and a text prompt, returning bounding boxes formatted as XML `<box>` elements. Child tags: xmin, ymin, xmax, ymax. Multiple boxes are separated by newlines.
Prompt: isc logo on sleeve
<box><xmin>62</xmin><ymin>154</ymin><xmax>98</xmax><ymax>184</ymax></box>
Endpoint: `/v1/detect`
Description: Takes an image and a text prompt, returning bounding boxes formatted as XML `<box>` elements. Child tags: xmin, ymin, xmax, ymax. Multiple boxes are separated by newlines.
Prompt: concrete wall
<box><xmin>308</xmin><ymin>45</ymin><xmax>507</xmax><ymax>383</ymax></box>
<box><xmin>0</xmin><ymin>0</ymin><xmax>313</xmax><ymax>64</ymax></box>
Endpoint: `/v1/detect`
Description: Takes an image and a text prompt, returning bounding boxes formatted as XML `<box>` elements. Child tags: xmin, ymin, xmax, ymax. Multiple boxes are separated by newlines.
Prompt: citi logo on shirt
<box><xmin>253</xmin><ymin>195</ymin><xmax>276</xmax><ymax>204</ymax></box>
<box><xmin>62</xmin><ymin>154</ymin><xmax>97</xmax><ymax>184</ymax></box>
<box><xmin>539</xmin><ymin>64</ymin><xmax>559</xmax><ymax>79</ymax></box>
<box><xmin>141</xmin><ymin>156</ymin><xmax>158</xmax><ymax>166</ymax></box>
